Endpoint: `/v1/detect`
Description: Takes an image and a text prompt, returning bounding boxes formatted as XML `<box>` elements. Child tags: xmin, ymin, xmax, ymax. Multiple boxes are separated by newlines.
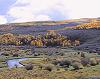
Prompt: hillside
<box><xmin>0</xmin><ymin>18</ymin><xmax>100</xmax><ymax>79</ymax></box>
<box><xmin>0</xmin><ymin>18</ymin><xmax>100</xmax><ymax>52</ymax></box>
<box><xmin>0</xmin><ymin>18</ymin><xmax>97</xmax><ymax>35</ymax></box>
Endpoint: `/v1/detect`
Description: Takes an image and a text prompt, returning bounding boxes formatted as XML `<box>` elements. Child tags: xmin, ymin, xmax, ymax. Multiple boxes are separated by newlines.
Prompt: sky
<box><xmin>0</xmin><ymin>0</ymin><xmax>100</xmax><ymax>24</ymax></box>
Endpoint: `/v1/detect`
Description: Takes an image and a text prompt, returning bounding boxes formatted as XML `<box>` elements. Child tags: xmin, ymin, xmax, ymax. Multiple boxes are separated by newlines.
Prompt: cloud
<box><xmin>8</xmin><ymin>7</ymin><xmax>34</xmax><ymax>18</ymax></box>
<box><xmin>8</xmin><ymin>0</ymin><xmax>61</xmax><ymax>23</ymax></box>
<box><xmin>34</xmin><ymin>15</ymin><xmax>51</xmax><ymax>21</ymax></box>
<box><xmin>0</xmin><ymin>15</ymin><xmax>7</xmax><ymax>24</ymax></box>
<box><xmin>8</xmin><ymin>6</ymin><xmax>52</xmax><ymax>23</ymax></box>
<box><xmin>12</xmin><ymin>15</ymin><xmax>51</xmax><ymax>23</ymax></box>
<box><xmin>7</xmin><ymin>0</ymin><xmax>100</xmax><ymax>23</ymax></box>
<box><xmin>61</xmin><ymin>0</ymin><xmax>100</xmax><ymax>19</ymax></box>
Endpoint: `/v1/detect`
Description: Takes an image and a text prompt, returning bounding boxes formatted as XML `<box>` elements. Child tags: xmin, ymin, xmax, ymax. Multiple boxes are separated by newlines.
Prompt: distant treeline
<box><xmin>74</xmin><ymin>21</ymin><xmax>100</xmax><ymax>29</ymax></box>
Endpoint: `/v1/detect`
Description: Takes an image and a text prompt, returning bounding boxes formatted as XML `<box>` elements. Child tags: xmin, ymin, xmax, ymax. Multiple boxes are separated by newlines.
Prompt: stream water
<box><xmin>7</xmin><ymin>58</ymin><xmax>28</xmax><ymax>68</ymax></box>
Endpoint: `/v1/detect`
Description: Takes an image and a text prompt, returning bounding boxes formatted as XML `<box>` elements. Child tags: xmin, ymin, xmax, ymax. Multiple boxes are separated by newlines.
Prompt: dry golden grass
<box><xmin>0</xmin><ymin>64</ymin><xmax>100</xmax><ymax>79</ymax></box>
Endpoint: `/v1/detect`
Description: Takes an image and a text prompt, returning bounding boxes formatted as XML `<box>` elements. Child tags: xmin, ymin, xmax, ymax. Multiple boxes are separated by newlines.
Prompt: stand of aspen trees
<box><xmin>0</xmin><ymin>31</ymin><xmax>80</xmax><ymax>47</ymax></box>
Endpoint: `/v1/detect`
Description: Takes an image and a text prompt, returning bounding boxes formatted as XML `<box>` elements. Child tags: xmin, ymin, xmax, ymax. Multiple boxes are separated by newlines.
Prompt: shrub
<box><xmin>34</xmin><ymin>53</ymin><xmax>40</xmax><ymax>56</ymax></box>
<box><xmin>90</xmin><ymin>58</ymin><xmax>97</xmax><ymax>66</ymax></box>
<box><xmin>77</xmin><ymin>52</ymin><xmax>81</xmax><ymax>55</ymax></box>
<box><xmin>59</xmin><ymin>59</ymin><xmax>72</xmax><ymax>68</ymax></box>
<box><xmin>13</xmin><ymin>53</ymin><xmax>19</xmax><ymax>57</ymax></box>
<box><xmin>52</xmin><ymin>59</ymin><xmax>72</xmax><ymax>68</ymax></box>
<box><xmin>60</xmin><ymin>53</ymin><xmax>65</xmax><ymax>56</ymax></box>
<box><xmin>43</xmin><ymin>65</ymin><xmax>53</xmax><ymax>72</ymax></box>
<box><xmin>81</xmin><ymin>52</ymin><xmax>85</xmax><ymax>58</ymax></box>
<box><xmin>38</xmin><ymin>65</ymin><xmax>43</xmax><ymax>69</ymax></box>
<box><xmin>96</xmin><ymin>58</ymin><xmax>100</xmax><ymax>64</ymax></box>
<box><xmin>1</xmin><ymin>53</ymin><xmax>9</xmax><ymax>56</ymax></box>
<box><xmin>81</xmin><ymin>58</ymin><xmax>90</xmax><ymax>66</ymax></box>
<box><xmin>72</xmin><ymin>62</ymin><xmax>84</xmax><ymax>70</ymax></box>
<box><xmin>25</xmin><ymin>63</ymin><xmax>33</xmax><ymax>70</ymax></box>
<box><xmin>52</xmin><ymin>60</ymin><xmax>60</xmax><ymax>65</ymax></box>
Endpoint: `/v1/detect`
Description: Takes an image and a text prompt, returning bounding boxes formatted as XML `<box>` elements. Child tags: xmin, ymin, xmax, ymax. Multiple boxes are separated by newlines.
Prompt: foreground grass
<box><xmin>20</xmin><ymin>56</ymin><xmax>100</xmax><ymax>79</ymax></box>
<box><xmin>0</xmin><ymin>64</ymin><xmax>100</xmax><ymax>79</ymax></box>
<box><xmin>0</xmin><ymin>47</ymin><xmax>100</xmax><ymax>79</ymax></box>
<box><xmin>0</xmin><ymin>55</ymin><xmax>99</xmax><ymax>79</ymax></box>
